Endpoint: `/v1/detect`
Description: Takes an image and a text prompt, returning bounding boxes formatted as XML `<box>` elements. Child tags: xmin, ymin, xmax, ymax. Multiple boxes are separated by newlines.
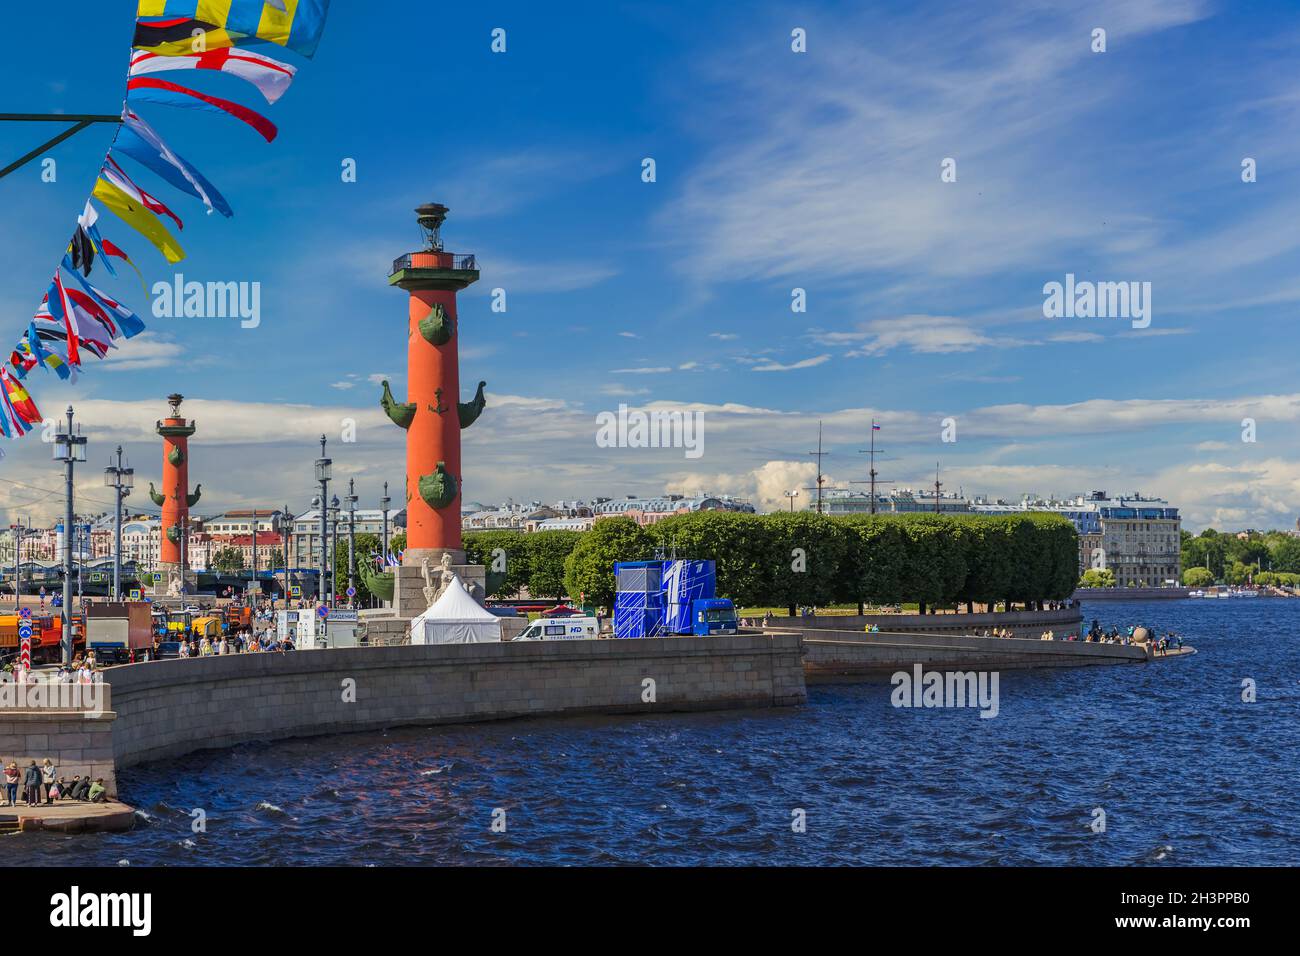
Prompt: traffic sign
<box><xmin>290</xmin><ymin>586</ymin><xmax>302</xmax><ymax>598</ymax></box>
<box><xmin>18</xmin><ymin>607</ymin><xmax>31</xmax><ymax>620</ymax></box>
<box><xmin>317</xmin><ymin>605</ymin><xmax>329</xmax><ymax>619</ymax></box>
<box><xmin>39</xmin><ymin>586</ymin><xmax>46</xmax><ymax>595</ymax></box>
<box><xmin>129</xmin><ymin>589</ymin><xmax>142</xmax><ymax>601</ymax></box>
<box><xmin>346</xmin><ymin>586</ymin><xmax>356</xmax><ymax>598</ymax></box>
<box><xmin>19</xmin><ymin>632</ymin><xmax>31</xmax><ymax>672</ymax></box>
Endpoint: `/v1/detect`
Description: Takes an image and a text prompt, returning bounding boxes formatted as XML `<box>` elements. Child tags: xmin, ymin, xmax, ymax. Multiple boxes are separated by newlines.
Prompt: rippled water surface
<box><xmin>10</xmin><ymin>599</ymin><xmax>1298</xmax><ymax>865</ymax></box>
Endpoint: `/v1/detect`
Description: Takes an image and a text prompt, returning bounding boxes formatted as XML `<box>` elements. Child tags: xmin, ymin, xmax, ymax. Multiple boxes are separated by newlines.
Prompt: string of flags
<box><xmin>1</xmin><ymin>0</ymin><xmax>331</xmax><ymax>439</ymax></box>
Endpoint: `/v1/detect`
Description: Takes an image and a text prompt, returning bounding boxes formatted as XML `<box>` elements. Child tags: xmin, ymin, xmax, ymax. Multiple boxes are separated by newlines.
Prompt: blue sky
<box><xmin>2</xmin><ymin>0</ymin><xmax>1299</xmax><ymax>530</ymax></box>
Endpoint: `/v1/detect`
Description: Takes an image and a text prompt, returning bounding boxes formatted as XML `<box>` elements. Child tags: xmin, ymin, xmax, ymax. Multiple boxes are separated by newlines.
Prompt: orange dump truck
<box><xmin>225</xmin><ymin>605</ymin><xmax>252</xmax><ymax>633</ymax></box>
<box><xmin>0</xmin><ymin>613</ymin><xmax>84</xmax><ymax>665</ymax></box>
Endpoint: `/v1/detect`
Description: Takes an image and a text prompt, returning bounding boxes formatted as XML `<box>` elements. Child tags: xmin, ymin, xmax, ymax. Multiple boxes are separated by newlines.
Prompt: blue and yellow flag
<box><xmin>136</xmin><ymin>1</ymin><xmax>331</xmax><ymax>58</ymax></box>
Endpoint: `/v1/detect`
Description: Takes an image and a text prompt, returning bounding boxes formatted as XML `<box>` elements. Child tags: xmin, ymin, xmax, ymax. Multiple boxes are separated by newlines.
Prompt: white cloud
<box><xmin>663</xmin><ymin>1</ymin><xmax>1211</xmax><ymax>295</ymax></box>
<box><xmin>831</xmin><ymin>316</ymin><xmax>999</xmax><ymax>356</ymax></box>
<box><xmin>96</xmin><ymin>333</ymin><xmax>185</xmax><ymax>373</ymax></box>
<box><xmin>665</xmin><ymin>460</ymin><xmax>838</xmax><ymax>513</ymax></box>
<box><xmin>466</xmin><ymin>255</ymin><xmax>617</xmax><ymax>294</ymax></box>
<box><xmin>752</xmin><ymin>354</ymin><xmax>831</xmax><ymax>372</ymax></box>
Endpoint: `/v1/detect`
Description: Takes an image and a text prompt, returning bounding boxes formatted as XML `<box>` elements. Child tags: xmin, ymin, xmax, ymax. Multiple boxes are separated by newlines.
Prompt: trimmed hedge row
<box><xmin>469</xmin><ymin>511</ymin><xmax>1079</xmax><ymax>609</ymax></box>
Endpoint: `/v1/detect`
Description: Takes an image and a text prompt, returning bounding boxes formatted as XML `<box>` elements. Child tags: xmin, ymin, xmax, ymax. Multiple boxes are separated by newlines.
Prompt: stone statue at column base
<box><xmin>420</xmin><ymin>553</ymin><xmax>458</xmax><ymax>609</ymax></box>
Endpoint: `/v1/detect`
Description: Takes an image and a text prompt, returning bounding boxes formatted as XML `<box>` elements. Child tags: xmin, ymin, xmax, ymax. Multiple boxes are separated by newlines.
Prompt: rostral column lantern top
<box><xmin>157</xmin><ymin>392</ymin><xmax>195</xmax><ymax>437</ymax></box>
<box><xmin>388</xmin><ymin>204</ymin><xmax>479</xmax><ymax>292</ymax></box>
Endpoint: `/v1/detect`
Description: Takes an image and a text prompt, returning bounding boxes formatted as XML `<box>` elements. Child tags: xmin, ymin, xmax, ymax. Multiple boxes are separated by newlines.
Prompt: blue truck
<box><xmin>613</xmin><ymin>559</ymin><xmax>738</xmax><ymax>637</ymax></box>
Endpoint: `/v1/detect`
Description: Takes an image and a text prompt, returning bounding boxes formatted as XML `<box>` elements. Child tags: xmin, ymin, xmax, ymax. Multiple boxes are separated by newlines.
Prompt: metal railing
<box><xmin>391</xmin><ymin>253</ymin><xmax>478</xmax><ymax>274</ymax></box>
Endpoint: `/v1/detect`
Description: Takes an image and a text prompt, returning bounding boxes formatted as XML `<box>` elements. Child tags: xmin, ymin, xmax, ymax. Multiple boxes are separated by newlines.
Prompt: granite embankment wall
<box><xmin>772</xmin><ymin>607</ymin><xmax>1083</xmax><ymax>638</ymax></box>
<box><xmin>105</xmin><ymin>635</ymin><xmax>806</xmax><ymax>771</ymax></box>
<box><xmin>780</xmin><ymin>627</ymin><xmax>1149</xmax><ymax>679</ymax></box>
<box><xmin>0</xmin><ymin>703</ymin><xmax>117</xmax><ymax>795</ymax></box>
<box><xmin>1073</xmin><ymin>587</ymin><xmax>1190</xmax><ymax>601</ymax></box>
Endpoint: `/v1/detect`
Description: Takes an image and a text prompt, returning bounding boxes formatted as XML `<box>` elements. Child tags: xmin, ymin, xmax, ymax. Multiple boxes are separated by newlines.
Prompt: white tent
<box><xmin>410</xmin><ymin>574</ymin><xmax>503</xmax><ymax>645</ymax></box>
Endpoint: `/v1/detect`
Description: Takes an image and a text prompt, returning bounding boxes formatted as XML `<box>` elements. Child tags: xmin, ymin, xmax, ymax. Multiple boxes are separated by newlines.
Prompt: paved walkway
<box><xmin>0</xmin><ymin>800</ymin><xmax>135</xmax><ymax>833</ymax></box>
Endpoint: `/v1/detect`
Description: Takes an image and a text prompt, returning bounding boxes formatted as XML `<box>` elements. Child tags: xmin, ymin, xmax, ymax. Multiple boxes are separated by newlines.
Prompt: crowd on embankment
<box><xmin>3</xmin><ymin>758</ymin><xmax>107</xmax><ymax>807</ymax></box>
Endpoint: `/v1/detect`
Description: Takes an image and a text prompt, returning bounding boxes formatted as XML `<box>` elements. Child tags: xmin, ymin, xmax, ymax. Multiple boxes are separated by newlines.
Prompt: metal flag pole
<box><xmin>0</xmin><ymin>114</ymin><xmax>121</xmax><ymax>180</ymax></box>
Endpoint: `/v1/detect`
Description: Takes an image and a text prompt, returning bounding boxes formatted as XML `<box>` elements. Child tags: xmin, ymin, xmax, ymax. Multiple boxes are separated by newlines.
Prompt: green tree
<box><xmin>1227</xmin><ymin>536</ymin><xmax>1269</xmax><ymax>567</ymax></box>
<box><xmin>1182</xmin><ymin>566</ymin><xmax>1214</xmax><ymax>587</ymax></box>
<box><xmin>563</xmin><ymin>517</ymin><xmax>653</xmax><ymax>608</ymax></box>
<box><xmin>839</xmin><ymin>515</ymin><xmax>911</xmax><ymax>607</ymax></box>
<box><xmin>211</xmin><ymin>546</ymin><xmax>245</xmax><ymax>573</ymax></box>
<box><xmin>1080</xmin><ymin>568</ymin><xmax>1116</xmax><ymax>588</ymax></box>
<box><xmin>952</xmin><ymin>515</ymin><xmax>1015</xmax><ymax>610</ymax></box>
<box><xmin>1269</xmin><ymin>537</ymin><xmax>1300</xmax><ymax>573</ymax></box>
<box><xmin>526</xmin><ymin>530</ymin><xmax>583</xmax><ymax>600</ymax></box>
<box><xmin>760</xmin><ymin>512</ymin><xmax>852</xmax><ymax>614</ymax></box>
<box><xmin>335</xmin><ymin>532</ymin><xmax>380</xmax><ymax>604</ymax></box>
<box><xmin>647</xmin><ymin>511</ymin><xmax>772</xmax><ymax>606</ymax></box>
<box><xmin>898</xmin><ymin>515</ymin><xmax>969</xmax><ymax>613</ymax></box>
<box><xmin>464</xmin><ymin>530</ymin><xmax>530</xmax><ymax>597</ymax></box>
<box><xmin>1225</xmin><ymin>560</ymin><xmax>1256</xmax><ymax>586</ymax></box>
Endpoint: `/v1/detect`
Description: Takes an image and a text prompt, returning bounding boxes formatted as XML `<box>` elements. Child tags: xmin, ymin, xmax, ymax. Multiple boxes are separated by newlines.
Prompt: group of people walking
<box><xmin>173</xmin><ymin>632</ymin><xmax>294</xmax><ymax>658</ymax></box>
<box><xmin>2</xmin><ymin>758</ymin><xmax>107</xmax><ymax>807</ymax></box>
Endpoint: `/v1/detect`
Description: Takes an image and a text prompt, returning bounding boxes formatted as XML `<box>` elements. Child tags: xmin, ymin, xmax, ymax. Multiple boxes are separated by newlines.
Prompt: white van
<box><xmin>512</xmin><ymin>616</ymin><xmax>599</xmax><ymax>641</ymax></box>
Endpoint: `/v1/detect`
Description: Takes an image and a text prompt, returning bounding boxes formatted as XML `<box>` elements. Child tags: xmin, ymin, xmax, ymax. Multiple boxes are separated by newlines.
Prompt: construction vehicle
<box><xmin>0</xmin><ymin>612</ymin><xmax>85</xmax><ymax>665</ymax></box>
<box><xmin>224</xmin><ymin>605</ymin><xmax>253</xmax><ymax>634</ymax></box>
<box><xmin>190</xmin><ymin>616</ymin><xmax>223</xmax><ymax>642</ymax></box>
<box><xmin>85</xmin><ymin>602</ymin><xmax>153</xmax><ymax>664</ymax></box>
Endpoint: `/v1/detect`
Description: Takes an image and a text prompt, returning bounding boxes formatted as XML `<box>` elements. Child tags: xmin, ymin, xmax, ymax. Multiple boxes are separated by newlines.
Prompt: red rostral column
<box><xmin>151</xmin><ymin>393</ymin><xmax>201</xmax><ymax>579</ymax></box>
<box><xmin>384</xmin><ymin>204</ymin><xmax>484</xmax><ymax>568</ymax></box>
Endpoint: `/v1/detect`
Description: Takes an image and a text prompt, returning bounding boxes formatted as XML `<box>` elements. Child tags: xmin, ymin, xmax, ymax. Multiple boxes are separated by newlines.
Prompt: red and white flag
<box><xmin>101</xmin><ymin>156</ymin><xmax>184</xmax><ymax>231</ymax></box>
<box><xmin>130</xmin><ymin>47</ymin><xmax>298</xmax><ymax>105</ymax></box>
<box><xmin>50</xmin><ymin>272</ymin><xmax>81</xmax><ymax>367</ymax></box>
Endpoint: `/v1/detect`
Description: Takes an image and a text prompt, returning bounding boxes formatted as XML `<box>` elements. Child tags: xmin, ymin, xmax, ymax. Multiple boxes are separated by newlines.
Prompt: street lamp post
<box><xmin>281</xmin><ymin>504</ymin><xmax>292</xmax><ymax>606</ymax></box>
<box><xmin>103</xmin><ymin>446</ymin><xmax>134</xmax><ymax>602</ymax></box>
<box><xmin>53</xmin><ymin>406</ymin><xmax>87</xmax><ymax>664</ymax></box>
<box><xmin>249</xmin><ymin>507</ymin><xmax>258</xmax><ymax>607</ymax></box>
<box><xmin>8</xmin><ymin>521</ymin><xmax>22</xmax><ymax>610</ymax></box>
<box><xmin>380</xmin><ymin>481</ymin><xmax>391</xmax><ymax>568</ymax></box>
<box><xmin>345</xmin><ymin>479</ymin><xmax>357</xmax><ymax>604</ymax></box>
<box><xmin>329</xmin><ymin>495</ymin><xmax>340</xmax><ymax>607</ymax></box>
<box><xmin>784</xmin><ymin>490</ymin><xmax>799</xmax><ymax>512</ymax></box>
<box><xmin>76</xmin><ymin>520</ymin><xmax>84</xmax><ymax>608</ymax></box>
<box><xmin>314</xmin><ymin>435</ymin><xmax>331</xmax><ymax>606</ymax></box>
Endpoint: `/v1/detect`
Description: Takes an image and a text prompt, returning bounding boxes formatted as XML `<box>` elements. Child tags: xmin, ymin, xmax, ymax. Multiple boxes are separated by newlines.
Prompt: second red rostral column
<box><xmin>150</xmin><ymin>393</ymin><xmax>201</xmax><ymax>596</ymax></box>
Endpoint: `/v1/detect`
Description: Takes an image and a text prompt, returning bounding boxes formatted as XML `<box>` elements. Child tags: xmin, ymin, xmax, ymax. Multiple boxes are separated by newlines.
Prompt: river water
<box><xmin>9</xmin><ymin>599</ymin><xmax>1298</xmax><ymax>866</ymax></box>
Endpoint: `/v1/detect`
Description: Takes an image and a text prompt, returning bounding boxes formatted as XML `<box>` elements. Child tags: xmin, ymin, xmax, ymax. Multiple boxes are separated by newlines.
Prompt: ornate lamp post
<box><xmin>53</xmin><ymin>406</ymin><xmax>87</xmax><ymax>663</ymax></box>
<box><xmin>314</xmin><ymin>436</ymin><xmax>331</xmax><ymax>605</ymax></box>
<box><xmin>103</xmin><ymin>446</ymin><xmax>134</xmax><ymax>601</ymax></box>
